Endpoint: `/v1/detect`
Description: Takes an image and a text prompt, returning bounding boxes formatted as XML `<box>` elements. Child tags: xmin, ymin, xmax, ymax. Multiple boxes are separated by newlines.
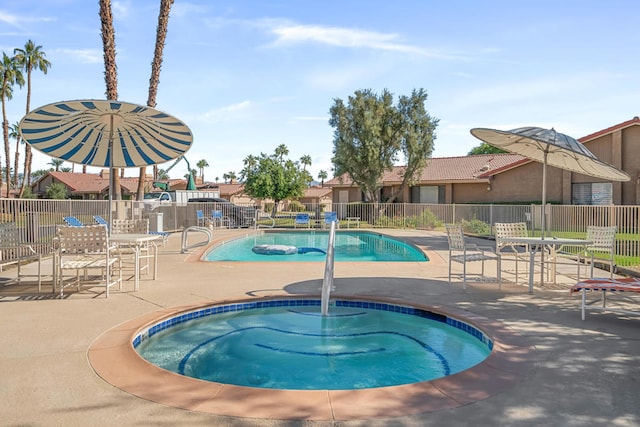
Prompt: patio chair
<box><xmin>93</xmin><ymin>215</ymin><xmax>108</xmax><ymax>226</ymax></box>
<box><xmin>578</xmin><ymin>226</ymin><xmax>617</xmax><ymax>279</ymax></box>
<box><xmin>294</xmin><ymin>213</ymin><xmax>310</xmax><ymax>229</ymax></box>
<box><xmin>495</xmin><ymin>222</ymin><xmax>530</xmax><ymax>284</ymax></box>
<box><xmin>196</xmin><ymin>210</ymin><xmax>209</xmax><ymax>227</ymax></box>
<box><xmin>323</xmin><ymin>211</ymin><xmax>339</xmax><ymax>229</ymax></box>
<box><xmin>0</xmin><ymin>222</ymin><xmax>43</xmax><ymax>291</ymax></box>
<box><xmin>109</xmin><ymin>219</ymin><xmax>156</xmax><ymax>278</ymax></box>
<box><xmin>63</xmin><ymin>216</ymin><xmax>84</xmax><ymax>227</ymax></box>
<box><xmin>211</xmin><ymin>210</ymin><xmax>231</xmax><ymax>228</ymax></box>
<box><xmin>97</xmin><ymin>214</ymin><xmax>170</xmax><ymax>245</ymax></box>
<box><xmin>55</xmin><ymin>225</ymin><xmax>122</xmax><ymax>298</ymax></box>
<box><xmin>445</xmin><ymin>224</ymin><xmax>501</xmax><ymax>289</ymax></box>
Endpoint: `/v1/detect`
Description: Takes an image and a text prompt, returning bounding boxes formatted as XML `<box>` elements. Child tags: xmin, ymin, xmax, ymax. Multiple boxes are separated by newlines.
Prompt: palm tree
<box><xmin>300</xmin><ymin>154</ymin><xmax>312</xmax><ymax>170</ymax></box>
<box><xmin>9</xmin><ymin>122</ymin><xmax>20</xmax><ymax>188</ymax></box>
<box><xmin>196</xmin><ymin>159</ymin><xmax>209</xmax><ymax>182</ymax></box>
<box><xmin>137</xmin><ymin>0</ymin><xmax>175</xmax><ymax>201</ymax></box>
<box><xmin>275</xmin><ymin>144</ymin><xmax>289</xmax><ymax>162</ymax></box>
<box><xmin>318</xmin><ymin>170</ymin><xmax>328</xmax><ymax>187</ymax></box>
<box><xmin>14</xmin><ymin>40</ymin><xmax>50</xmax><ymax>196</ymax></box>
<box><xmin>48</xmin><ymin>159</ymin><xmax>64</xmax><ymax>171</ymax></box>
<box><xmin>1</xmin><ymin>52</ymin><xmax>25</xmax><ymax>197</ymax></box>
<box><xmin>157</xmin><ymin>169</ymin><xmax>169</xmax><ymax>180</ymax></box>
<box><xmin>99</xmin><ymin>0</ymin><xmax>121</xmax><ymax>200</ymax></box>
<box><xmin>223</xmin><ymin>171</ymin><xmax>237</xmax><ymax>184</ymax></box>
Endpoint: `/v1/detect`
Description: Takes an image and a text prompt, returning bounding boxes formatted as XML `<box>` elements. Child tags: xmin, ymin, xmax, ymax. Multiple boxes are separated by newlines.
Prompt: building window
<box><xmin>411</xmin><ymin>185</ymin><xmax>444</xmax><ymax>204</ymax></box>
<box><xmin>572</xmin><ymin>182</ymin><xmax>612</xmax><ymax>205</ymax></box>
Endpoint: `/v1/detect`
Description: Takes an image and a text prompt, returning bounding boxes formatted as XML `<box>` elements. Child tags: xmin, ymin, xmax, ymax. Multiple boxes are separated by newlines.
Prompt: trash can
<box><xmin>149</xmin><ymin>212</ymin><xmax>163</xmax><ymax>232</ymax></box>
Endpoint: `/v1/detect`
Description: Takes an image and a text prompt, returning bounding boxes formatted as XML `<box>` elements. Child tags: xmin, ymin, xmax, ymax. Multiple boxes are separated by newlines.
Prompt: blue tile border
<box><xmin>132</xmin><ymin>298</ymin><xmax>493</xmax><ymax>352</ymax></box>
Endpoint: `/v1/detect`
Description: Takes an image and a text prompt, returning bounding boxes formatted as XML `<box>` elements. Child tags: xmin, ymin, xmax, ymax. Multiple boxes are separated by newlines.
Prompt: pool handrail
<box><xmin>321</xmin><ymin>220</ymin><xmax>336</xmax><ymax>316</ymax></box>
<box><xmin>180</xmin><ymin>226</ymin><xmax>212</xmax><ymax>254</ymax></box>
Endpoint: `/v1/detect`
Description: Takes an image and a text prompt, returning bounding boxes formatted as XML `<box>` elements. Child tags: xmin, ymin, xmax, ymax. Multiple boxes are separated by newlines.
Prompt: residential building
<box><xmin>328</xmin><ymin>117</ymin><xmax>640</xmax><ymax>206</ymax></box>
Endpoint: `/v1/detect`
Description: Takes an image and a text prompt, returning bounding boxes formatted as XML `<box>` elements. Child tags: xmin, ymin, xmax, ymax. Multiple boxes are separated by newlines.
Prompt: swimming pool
<box><xmin>135</xmin><ymin>298</ymin><xmax>491</xmax><ymax>390</ymax></box>
<box><xmin>204</xmin><ymin>231</ymin><xmax>428</xmax><ymax>262</ymax></box>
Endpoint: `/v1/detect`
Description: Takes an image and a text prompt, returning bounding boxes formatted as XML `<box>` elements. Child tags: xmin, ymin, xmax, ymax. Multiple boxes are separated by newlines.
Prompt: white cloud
<box><xmin>54</xmin><ymin>48</ymin><xmax>103</xmax><ymax>64</ymax></box>
<box><xmin>0</xmin><ymin>11</ymin><xmax>20</xmax><ymax>26</ymax></box>
<box><xmin>0</xmin><ymin>10</ymin><xmax>55</xmax><ymax>30</ymax></box>
<box><xmin>112</xmin><ymin>1</ymin><xmax>130</xmax><ymax>20</ymax></box>
<box><xmin>199</xmin><ymin>100</ymin><xmax>252</xmax><ymax>122</ymax></box>
<box><xmin>171</xmin><ymin>2</ymin><xmax>213</xmax><ymax>19</ymax></box>
<box><xmin>267</xmin><ymin>23</ymin><xmax>456</xmax><ymax>58</ymax></box>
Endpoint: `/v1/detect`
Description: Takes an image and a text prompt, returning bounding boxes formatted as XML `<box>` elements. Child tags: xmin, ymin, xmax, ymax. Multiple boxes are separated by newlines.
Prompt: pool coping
<box><xmin>88</xmin><ymin>294</ymin><xmax>534</xmax><ymax>421</ymax></box>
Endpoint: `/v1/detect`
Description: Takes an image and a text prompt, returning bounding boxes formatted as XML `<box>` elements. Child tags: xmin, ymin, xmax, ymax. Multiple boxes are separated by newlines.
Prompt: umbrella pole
<box><xmin>540</xmin><ymin>150</ymin><xmax>549</xmax><ymax>287</ymax></box>
<box><xmin>108</xmin><ymin>114</ymin><xmax>114</xmax><ymax>237</ymax></box>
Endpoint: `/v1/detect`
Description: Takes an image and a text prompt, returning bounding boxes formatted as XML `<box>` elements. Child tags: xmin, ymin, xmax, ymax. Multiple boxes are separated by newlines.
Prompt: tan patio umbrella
<box><xmin>470</xmin><ymin>127</ymin><xmax>630</xmax><ymax>238</ymax></box>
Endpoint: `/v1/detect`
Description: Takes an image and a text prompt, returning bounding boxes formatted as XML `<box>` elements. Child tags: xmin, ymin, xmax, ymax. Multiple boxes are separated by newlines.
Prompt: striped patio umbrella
<box><xmin>19</xmin><ymin>99</ymin><xmax>193</xmax><ymax>168</ymax></box>
<box><xmin>19</xmin><ymin>99</ymin><xmax>194</xmax><ymax>232</ymax></box>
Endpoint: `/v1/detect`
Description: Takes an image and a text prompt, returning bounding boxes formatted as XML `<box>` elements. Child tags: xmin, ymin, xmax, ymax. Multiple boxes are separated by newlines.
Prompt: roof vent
<box><xmin>479</xmin><ymin>164</ymin><xmax>490</xmax><ymax>172</ymax></box>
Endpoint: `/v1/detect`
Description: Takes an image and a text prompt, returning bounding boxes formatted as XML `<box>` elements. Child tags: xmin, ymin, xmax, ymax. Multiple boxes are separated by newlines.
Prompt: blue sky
<box><xmin>2</xmin><ymin>1</ymin><xmax>639</xmax><ymax>181</ymax></box>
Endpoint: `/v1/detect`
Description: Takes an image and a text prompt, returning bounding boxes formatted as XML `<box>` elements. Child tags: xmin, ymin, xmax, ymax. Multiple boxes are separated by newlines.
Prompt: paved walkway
<box><xmin>1</xmin><ymin>229</ymin><xmax>639</xmax><ymax>426</ymax></box>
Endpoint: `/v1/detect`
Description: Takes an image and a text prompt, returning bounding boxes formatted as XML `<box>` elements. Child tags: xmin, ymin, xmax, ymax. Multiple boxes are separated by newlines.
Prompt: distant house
<box><xmin>299</xmin><ymin>186</ymin><xmax>333</xmax><ymax>211</ymax></box>
<box><xmin>29</xmin><ymin>171</ymin><xmax>225</xmax><ymax>200</ymax></box>
<box><xmin>327</xmin><ymin>154</ymin><xmax>527</xmax><ymax>204</ymax></box>
<box><xmin>327</xmin><ymin>117</ymin><xmax>640</xmax><ymax>206</ymax></box>
<box><xmin>30</xmin><ymin>170</ymin><xmax>147</xmax><ymax>200</ymax></box>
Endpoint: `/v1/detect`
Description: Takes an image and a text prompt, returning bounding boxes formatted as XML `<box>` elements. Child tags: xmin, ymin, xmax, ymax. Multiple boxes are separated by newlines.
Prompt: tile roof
<box><xmin>579</xmin><ymin>116</ymin><xmax>640</xmax><ymax>142</ymax></box>
<box><xmin>214</xmin><ymin>183</ymin><xmax>244</xmax><ymax>196</ymax></box>
<box><xmin>47</xmin><ymin>171</ymin><xmax>109</xmax><ymax>193</ymax></box>
<box><xmin>303</xmin><ymin>186</ymin><xmax>332</xmax><ymax>198</ymax></box>
<box><xmin>45</xmin><ymin>172</ymin><xmax>144</xmax><ymax>193</ymax></box>
<box><xmin>327</xmin><ymin>153</ymin><xmax>527</xmax><ymax>185</ymax></box>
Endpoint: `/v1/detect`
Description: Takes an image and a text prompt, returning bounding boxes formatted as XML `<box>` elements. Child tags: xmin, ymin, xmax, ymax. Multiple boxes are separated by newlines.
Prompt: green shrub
<box><xmin>461</xmin><ymin>216</ymin><xmax>491</xmax><ymax>235</ymax></box>
<box><xmin>417</xmin><ymin>209</ymin><xmax>442</xmax><ymax>229</ymax></box>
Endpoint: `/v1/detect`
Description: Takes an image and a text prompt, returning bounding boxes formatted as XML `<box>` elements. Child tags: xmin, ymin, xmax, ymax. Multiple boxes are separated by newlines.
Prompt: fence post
<box><xmin>489</xmin><ymin>204</ymin><xmax>494</xmax><ymax>229</ymax></box>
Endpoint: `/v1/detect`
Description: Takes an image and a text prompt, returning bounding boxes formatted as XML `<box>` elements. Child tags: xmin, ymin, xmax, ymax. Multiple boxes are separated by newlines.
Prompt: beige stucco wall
<box><xmin>582</xmin><ymin>125</ymin><xmax>640</xmax><ymax>204</ymax></box>
<box><xmin>620</xmin><ymin>126</ymin><xmax>640</xmax><ymax>204</ymax></box>
<box><xmin>331</xmin><ymin>187</ymin><xmax>362</xmax><ymax>203</ymax></box>
<box><xmin>449</xmin><ymin>162</ymin><xmax>566</xmax><ymax>204</ymax></box>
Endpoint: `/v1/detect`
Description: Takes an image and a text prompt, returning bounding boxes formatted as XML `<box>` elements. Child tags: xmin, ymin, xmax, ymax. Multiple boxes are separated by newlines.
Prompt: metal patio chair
<box><xmin>446</xmin><ymin>223</ymin><xmax>501</xmax><ymax>289</ymax></box>
<box><xmin>579</xmin><ymin>226</ymin><xmax>617</xmax><ymax>279</ymax></box>
<box><xmin>55</xmin><ymin>225</ymin><xmax>122</xmax><ymax>298</ymax></box>
<box><xmin>495</xmin><ymin>222</ymin><xmax>530</xmax><ymax>285</ymax></box>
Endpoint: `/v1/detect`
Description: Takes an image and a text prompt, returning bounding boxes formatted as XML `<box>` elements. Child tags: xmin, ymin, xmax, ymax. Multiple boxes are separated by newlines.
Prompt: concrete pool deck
<box><xmin>1</xmin><ymin>228</ymin><xmax>639</xmax><ymax>426</ymax></box>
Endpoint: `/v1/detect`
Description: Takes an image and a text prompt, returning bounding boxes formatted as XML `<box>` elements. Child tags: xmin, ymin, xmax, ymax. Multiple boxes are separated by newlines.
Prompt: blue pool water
<box><xmin>135</xmin><ymin>299</ymin><xmax>491</xmax><ymax>390</ymax></box>
<box><xmin>204</xmin><ymin>231</ymin><xmax>428</xmax><ymax>262</ymax></box>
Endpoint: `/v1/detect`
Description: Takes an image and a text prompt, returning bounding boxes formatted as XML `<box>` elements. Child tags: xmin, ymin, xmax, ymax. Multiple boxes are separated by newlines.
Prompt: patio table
<box><xmin>110</xmin><ymin>234</ymin><xmax>161</xmax><ymax>291</ymax></box>
<box><xmin>497</xmin><ymin>236</ymin><xmax>592</xmax><ymax>294</ymax></box>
